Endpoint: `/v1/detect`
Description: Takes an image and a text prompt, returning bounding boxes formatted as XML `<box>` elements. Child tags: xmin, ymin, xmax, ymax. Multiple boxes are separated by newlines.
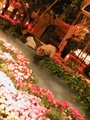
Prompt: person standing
<box><xmin>61</xmin><ymin>34</ymin><xmax>78</xmax><ymax>58</ymax></box>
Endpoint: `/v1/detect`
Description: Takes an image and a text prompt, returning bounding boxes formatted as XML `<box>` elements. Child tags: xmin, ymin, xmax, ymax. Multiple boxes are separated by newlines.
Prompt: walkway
<box><xmin>0</xmin><ymin>29</ymin><xmax>89</xmax><ymax>120</ymax></box>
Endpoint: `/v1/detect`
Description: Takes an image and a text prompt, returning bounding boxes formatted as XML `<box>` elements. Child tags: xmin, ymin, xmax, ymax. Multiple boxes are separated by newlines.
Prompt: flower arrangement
<box><xmin>0</xmin><ymin>39</ymin><xmax>84</xmax><ymax>120</ymax></box>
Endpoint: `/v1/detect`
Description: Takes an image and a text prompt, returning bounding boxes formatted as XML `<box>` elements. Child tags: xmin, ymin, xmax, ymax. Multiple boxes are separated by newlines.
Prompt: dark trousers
<box><xmin>61</xmin><ymin>48</ymin><xmax>70</xmax><ymax>58</ymax></box>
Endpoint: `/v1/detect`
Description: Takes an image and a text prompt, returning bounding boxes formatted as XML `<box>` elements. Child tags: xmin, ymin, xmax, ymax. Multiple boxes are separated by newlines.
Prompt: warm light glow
<box><xmin>14</xmin><ymin>16</ymin><xmax>17</xmax><ymax>20</ymax></box>
<box><xmin>7</xmin><ymin>6</ymin><xmax>14</xmax><ymax>12</ymax></box>
<box><xmin>64</xmin><ymin>54</ymin><xmax>69</xmax><ymax>62</ymax></box>
<box><xmin>74</xmin><ymin>49</ymin><xmax>90</xmax><ymax>65</ymax></box>
<box><xmin>0</xmin><ymin>10</ymin><xmax>2</xmax><ymax>14</ymax></box>
<box><xmin>83</xmin><ymin>28</ymin><xmax>89</xmax><ymax>33</ymax></box>
<box><xmin>26</xmin><ymin>21</ymin><xmax>29</xmax><ymax>26</ymax></box>
<box><xmin>3</xmin><ymin>4</ymin><xmax>5</xmax><ymax>8</ymax></box>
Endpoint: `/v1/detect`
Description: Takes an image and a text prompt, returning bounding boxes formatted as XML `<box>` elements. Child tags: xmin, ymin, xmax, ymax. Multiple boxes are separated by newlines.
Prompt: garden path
<box><xmin>0</xmin><ymin>29</ymin><xmax>89</xmax><ymax>120</ymax></box>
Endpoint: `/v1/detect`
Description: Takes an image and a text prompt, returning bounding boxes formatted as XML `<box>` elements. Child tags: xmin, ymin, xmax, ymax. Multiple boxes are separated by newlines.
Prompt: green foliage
<box><xmin>0</xmin><ymin>19</ymin><xmax>11</xmax><ymax>30</ymax></box>
<box><xmin>7</xmin><ymin>27</ymin><xmax>21</xmax><ymax>38</ymax></box>
<box><xmin>40</xmin><ymin>96</ymin><xmax>53</xmax><ymax>109</ymax></box>
<box><xmin>65</xmin><ymin>61</ymin><xmax>77</xmax><ymax>72</ymax></box>
<box><xmin>37</xmin><ymin>56</ymin><xmax>90</xmax><ymax>112</ymax></box>
<box><xmin>38</xmin><ymin>57</ymin><xmax>65</xmax><ymax>77</ymax></box>
<box><xmin>0</xmin><ymin>18</ymin><xmax>21</xmax><ymax>38</ymax></box>
<box><xmin>0</xmin><ymin>59</ymin><xmax>9</xmax><ymax>74</ymax></box>
<box><xmin>47</xmin><ymin>108</ymin><xmax>64</xmax><ymax>120</ymax></box>
<box><xmin>64</xmin><ymin>0</ymin><xmax>83</xmax><ymax>24</ymax></box>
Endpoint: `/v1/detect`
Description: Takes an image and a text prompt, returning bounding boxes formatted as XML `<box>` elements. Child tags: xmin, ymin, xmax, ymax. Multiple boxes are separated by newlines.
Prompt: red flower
<box><xmin>53</xmin><ymin>98</ymin><xmax>60</xmax><ymax>106</ymax></box>
<box><xmin>61</xmin><ymin>101</ymin><xmax>70</xmax><ymax>110</ymax></box>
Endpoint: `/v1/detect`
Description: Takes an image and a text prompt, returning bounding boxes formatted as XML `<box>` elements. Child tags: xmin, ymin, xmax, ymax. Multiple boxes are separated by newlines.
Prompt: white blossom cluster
<box><xmin>0</xmin><ymin>72</ymin><xmax>47</xmax><ymax>120</ymax></box>
<box><xmin>0</xmin><ymin>50</ymin><xmax>14</xmax><ymax>62</ymax></box>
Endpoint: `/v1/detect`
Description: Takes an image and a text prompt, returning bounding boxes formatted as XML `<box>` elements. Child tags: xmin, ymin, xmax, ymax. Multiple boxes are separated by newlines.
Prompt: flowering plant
<box><xmin>0</xmin><ymin>39</ymin><xmax>84</xmax><ymax>120</ymax></box>
<box><xmin>0</xmin><ymin>71</ymin><xmax>47</xmax><ymax>120</ymax></box>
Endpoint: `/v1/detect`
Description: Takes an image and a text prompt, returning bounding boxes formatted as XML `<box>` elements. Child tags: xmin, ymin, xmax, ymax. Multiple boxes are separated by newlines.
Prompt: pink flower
<box><xmin>0</xmin><ymin>40</ymin><xmax>85</xmax><ymax>120</ymax></box>
<box><xmin>77</xmin><ymin>116</ymin><xmax>84</xmax><ymax>120</ymax></box>
<box><xmin>47</xmin><ymin>98</ymin><xmax>52</xmax><ymax>103</ymax></box>
<box><xmin>53</xmin><ymin>98</ymin><xmax>60</xmax><ymax>106</ymax></box>
<box><xmin>70</xmin><ymin>108</ymin><xmax>80</xmax><ymax>116</ymax></box>
<box><xmin>45</xmin><ymin>90</ymin><xmax>54</xmax><ymax>100</ymax></box>
<box><xmin>61</xmin><ymin>101</ymin><xmax>70</xmax><ymax>110</ymax></box>
<box><xmin>65</xmin><ymin>116</ymin><xmax>72</xmax><ymax>120</ymax></box>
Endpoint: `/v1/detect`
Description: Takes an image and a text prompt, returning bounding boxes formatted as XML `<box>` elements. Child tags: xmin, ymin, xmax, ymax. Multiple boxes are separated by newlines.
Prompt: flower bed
<box><xmin>0</xmin><ymin>39</ymin><xmax>84</xmax><ymax>120</ymax></box>
<box><xmin>0</xmin><ymin>72</ymin><xmax>47</xmax><ymax>120</ymax></box>
<box><xmin>37</xmin><ymin>53</ymin><xmax>90</xmax><ymax>113</ymax></box>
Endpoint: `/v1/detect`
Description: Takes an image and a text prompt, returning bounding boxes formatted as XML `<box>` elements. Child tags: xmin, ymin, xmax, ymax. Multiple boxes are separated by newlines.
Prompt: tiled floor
<box><xmin>0</xmin><ymin>29</ymin><xmax>89</xmax><ymax>120</ymax></box>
